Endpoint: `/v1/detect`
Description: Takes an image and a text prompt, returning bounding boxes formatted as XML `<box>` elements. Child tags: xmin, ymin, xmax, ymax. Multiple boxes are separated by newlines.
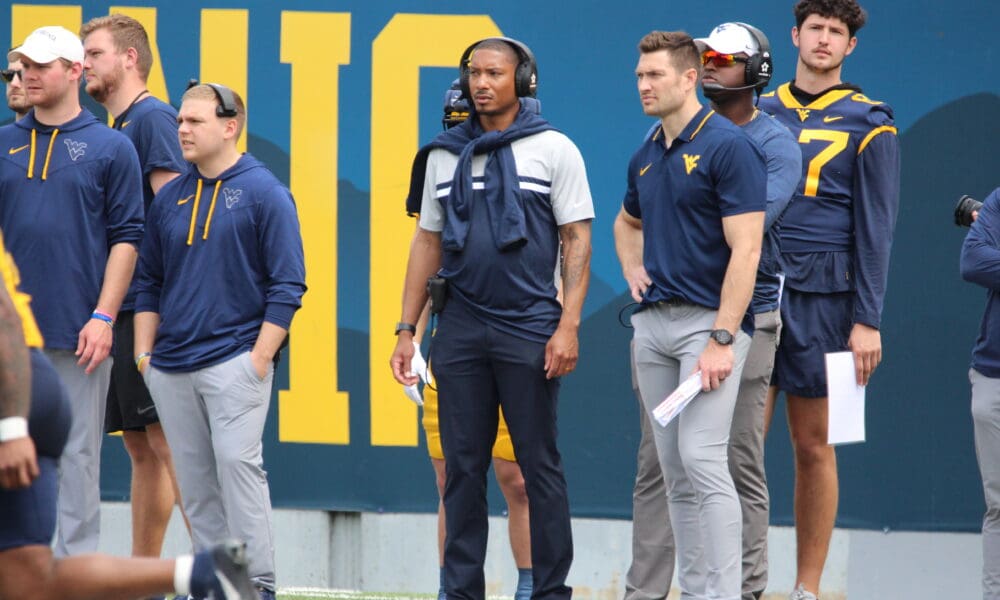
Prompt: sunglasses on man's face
<box><xmin>701</xmin><ymin>51</ymin><xmax>749</xmax><ymax>68</ymax></box>
<box><xmin>0</xmin><ymin>69</ymin><xmax>22</xmax><ymax>83</ymax></box>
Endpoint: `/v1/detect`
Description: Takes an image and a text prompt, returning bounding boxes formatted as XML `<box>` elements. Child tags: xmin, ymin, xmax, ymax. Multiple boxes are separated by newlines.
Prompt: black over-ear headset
<box><xmin>733</xmin><ymin>22</ymin><xmax>773</xmax><ymax>91</ymax></box>
<box><xmin>185</xmin><ymin>79</ymin><xmax>239</xmax><ymax>117</ymax></box>
<box><xmin>459</xmin><ymin>37</ymin><xmax>538</xmax><ymax>100</ymax></box>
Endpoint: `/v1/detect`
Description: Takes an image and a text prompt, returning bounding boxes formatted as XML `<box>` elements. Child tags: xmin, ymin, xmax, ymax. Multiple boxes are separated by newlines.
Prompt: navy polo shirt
<box><xmin>623</xmin><ymin>106</ymin><xmax>766</xmax><ymax>311</ymax></box>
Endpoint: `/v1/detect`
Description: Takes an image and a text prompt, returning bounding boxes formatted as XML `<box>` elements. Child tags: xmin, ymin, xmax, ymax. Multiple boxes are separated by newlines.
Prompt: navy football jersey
<box><xmin>759</xmin><ymin>83</ymin><xmax>900</xmax><ymax>327</ymax></box>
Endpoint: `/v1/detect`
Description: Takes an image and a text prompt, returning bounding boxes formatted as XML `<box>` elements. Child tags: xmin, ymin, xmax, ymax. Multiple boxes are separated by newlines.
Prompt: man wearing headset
<box><xmin>624</xmin><ymin>23</ymin><xmax>800</xmax><ymax>600</ymax></box>
<box><xmin>390</xmin><ymin>37</ymin><xmax>594</xmax><ymax>600</ymax></box>
<box><xmin>134</xmin><ymin>83</ymin><xmax>306</xmax><ymax>600</ymax></box>
<box><xmin>402</xmin><ymin>81</ymin><xmax>534</xmax><ymax>600</ymax></box>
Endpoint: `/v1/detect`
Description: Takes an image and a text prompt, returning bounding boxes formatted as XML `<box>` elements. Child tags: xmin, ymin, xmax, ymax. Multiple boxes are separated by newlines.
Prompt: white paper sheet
<box><xmin>652</xmin><ymin>371</ymin><xmax>703</xmax><ymax>427</ymax></box>
<box><xmin>825</xmin><ymin>351</ymin><xmax>866</xmax><ymax>445</ymax></box>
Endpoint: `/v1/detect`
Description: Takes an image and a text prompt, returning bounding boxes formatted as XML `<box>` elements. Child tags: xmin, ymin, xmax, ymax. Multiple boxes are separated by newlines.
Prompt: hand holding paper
<box><xmin>652</xmin><ymin>371</ymin><xmax>703</xmax><ymax>427</ymax></box>
<box><xmin>402</xmin><ymin>342</ymin><xmax>433</xmax><ymax>406</ymax></box>
<box><xmin>825</xmin><ymin>351</ymin><xmax>866</xmax><ymax>445</ymax></box>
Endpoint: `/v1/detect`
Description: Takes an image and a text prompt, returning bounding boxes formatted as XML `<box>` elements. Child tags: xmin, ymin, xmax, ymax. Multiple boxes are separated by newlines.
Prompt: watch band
<box><xmin>395</xmin><ymin>322</ymin><xmax>417</xmax><ymax>336</ymax></box>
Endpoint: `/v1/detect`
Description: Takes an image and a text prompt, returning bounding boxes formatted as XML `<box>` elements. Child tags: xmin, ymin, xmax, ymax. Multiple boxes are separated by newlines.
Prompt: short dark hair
<box><xmin>638</xmin><ymin>31</ymin><xmax>701</xmax><ymax>74</ymax></box>
<box><xmin>471</xmin><ymin>39</ymin><xmax>519</xmax><ymax>67</ymax></box>
<box><xmin>794</xmin><ymin>0</ymin><xmax>868</xmax><ymax>37</ymax></box>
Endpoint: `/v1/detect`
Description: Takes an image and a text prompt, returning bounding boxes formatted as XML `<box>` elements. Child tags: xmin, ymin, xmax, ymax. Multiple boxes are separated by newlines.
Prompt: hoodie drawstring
<box><xmin>186</xmin><ymin>179</ymin><xmax>222</xmax><ymax>246</ymax></box>
<box><xmin>26</xmin><ymin>128</ymin><xmax>59</xmax><ymax>181</ymax></box>
<box><xmin>41</xmin><ymin>129</ymin><xmax>58</xmax><ymax>181</ymax></box>
<box><xmin>203</xmin><ymin>181</ymin><xmax>221</xmax><ymax>240</ymax></box>
<box><xmin>27</xmin><ymin>129</ymin><xmax>36</xmax><ymax>179</ymax></box>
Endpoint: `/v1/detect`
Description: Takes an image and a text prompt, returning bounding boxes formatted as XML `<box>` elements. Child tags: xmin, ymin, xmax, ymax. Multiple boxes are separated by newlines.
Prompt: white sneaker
<box><xmin>790</xmin><ymin>583</ymin><xmax>818</xmax><ymax>600</ymax></box>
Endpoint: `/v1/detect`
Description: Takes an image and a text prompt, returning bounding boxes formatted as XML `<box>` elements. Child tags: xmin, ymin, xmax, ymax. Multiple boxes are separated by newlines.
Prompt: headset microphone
<box><xmin>702</xmin><ymin>81</ymin><xmax>763</xmax><ymax>93</ymax></box>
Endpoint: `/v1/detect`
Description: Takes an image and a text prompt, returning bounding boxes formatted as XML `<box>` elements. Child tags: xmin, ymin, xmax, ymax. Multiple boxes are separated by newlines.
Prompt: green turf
<box><xmin>279</xmin><ymin>589</ymin><xmax>436</xmax><ymax>600</ymax></box>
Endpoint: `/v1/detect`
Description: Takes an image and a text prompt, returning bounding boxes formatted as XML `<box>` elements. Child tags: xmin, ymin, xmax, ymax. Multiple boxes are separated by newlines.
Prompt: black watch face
<box><xmin>712</xmin><ymin>329</ymin><xmax>733</xmax><ymax>345</ymax></box>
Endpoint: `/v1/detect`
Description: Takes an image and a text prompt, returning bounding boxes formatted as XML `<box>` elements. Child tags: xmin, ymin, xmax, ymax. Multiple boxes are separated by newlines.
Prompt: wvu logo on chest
<box><xmin>682</xmin><ymin>153</ymin><xmax>700</xmax><ymax>175</ymax></box>
<box><xmin>796</xmin><ymin>108</ymin><xmax>811</xmax><ymax>122</ymax></box>
<box><xmin>223</xmin><ymin>187</ymin><xmax>243</xmax><ymax>209</ymax></box>
<box><xmin>64</xmin><ymin>139</ymin><xmax>87</xmax><ymax>161</ymax></box>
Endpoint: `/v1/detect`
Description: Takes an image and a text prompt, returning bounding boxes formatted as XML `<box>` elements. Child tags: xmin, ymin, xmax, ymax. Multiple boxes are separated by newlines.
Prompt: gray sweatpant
<box><xmin>970</xmin><ymin>368</ymin><xmax>1000</xmax><ymax>600</ymax></box>
<box><xmin>146</xmin><ymin>351</ymin><xmax>276</xmax><ymax>590</ymax></box>
<box><xmin>46</xmin><ymin>349</ymin><xmax>111</xmax><ymax>557</ymax></box>
<box><xmin>631</xmin><ymin>303</ymin><xmax>750</xmax><ymax>600</ymax></box>
<box><xmin>626</xmin><ymin>310</ymin><xmax>778</xmax><ymax>600</ymax></box>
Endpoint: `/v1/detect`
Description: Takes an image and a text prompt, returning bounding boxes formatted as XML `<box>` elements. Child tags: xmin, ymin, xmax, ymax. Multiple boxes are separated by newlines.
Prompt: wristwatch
<box><xmin>709</xmin><ymin>329</ymin><xmax>734</xmax><ymax>346</ymax></box>
<box><xmin>395</xmin><ymin>322</ymin><xmax>417</xmax><ymax>336</ymax></box>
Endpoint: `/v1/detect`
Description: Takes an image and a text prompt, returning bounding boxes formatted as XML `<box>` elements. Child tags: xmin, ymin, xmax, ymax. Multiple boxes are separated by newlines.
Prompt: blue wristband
<box><xmin>91</xmin><ymin>311</ymin><xmax>114</xmax><ymax>328</ymax></box>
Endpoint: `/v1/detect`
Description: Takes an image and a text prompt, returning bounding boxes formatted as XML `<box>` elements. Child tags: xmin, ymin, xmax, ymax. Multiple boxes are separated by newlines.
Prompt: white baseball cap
<box><xmin>8</xmin><ymin>26</ymin><xmax>84</xmax><ymax>64</ymax></box>
<box><xmin>694</xmin><ymin>23</ymin><xmax>759</xmax><ymax>56</ymax></box>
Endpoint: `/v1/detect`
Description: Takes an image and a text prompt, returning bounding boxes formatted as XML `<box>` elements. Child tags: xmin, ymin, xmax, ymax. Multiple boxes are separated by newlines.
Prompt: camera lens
<box><xmin>955</xmin><ymin>195</ymin><xmax>983</xmax><ymax>228</ymax></box>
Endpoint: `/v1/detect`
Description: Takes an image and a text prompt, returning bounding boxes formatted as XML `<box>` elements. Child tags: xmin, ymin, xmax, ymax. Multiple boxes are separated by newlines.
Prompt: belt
<box><xmin>656</xmin><ymin>297</ymin><xmax>691</xmax><ymax>307</ymax></box>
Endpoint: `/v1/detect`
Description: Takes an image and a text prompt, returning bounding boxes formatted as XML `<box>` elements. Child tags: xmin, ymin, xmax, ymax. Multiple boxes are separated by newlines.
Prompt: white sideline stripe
<box><xmin>280</xmin><ymin>588</ymin><xmax>508</xmax><ymax>600</ymax></box>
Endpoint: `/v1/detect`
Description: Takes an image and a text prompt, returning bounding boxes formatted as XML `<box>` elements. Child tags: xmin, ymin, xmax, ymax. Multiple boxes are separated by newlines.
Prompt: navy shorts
<box><xmin>0</xmin><ymin>456</ymin><xmax>59</xmax><ymax>551</ymax></box>
<box><xmin>105</xmin><ymin>311</ymin><xmax>159</xmax><ymax>433</ymax></box>
<box><xmin>771</xmin><ymin>289</ymin><xmax>854</xmax><ymax>398</ymax></box>
<box><xmin>29</xmin><ymin>349</ymin><xmax>72</xmax><ymax>459</ymax></box>
<box><xmin>0</xmin><ymin>350</ymin><xmax>71</xmax><ymax>551</ymax></box>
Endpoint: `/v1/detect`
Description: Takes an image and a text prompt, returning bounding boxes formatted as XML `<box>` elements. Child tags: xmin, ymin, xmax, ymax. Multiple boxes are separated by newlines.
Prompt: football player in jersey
<box><xmin>758</xmin><ymin>1</ymin><xmax>900</xmax><ymax>599</ymax></box>
<box><xmin>0</xmin><ymin>230</ymin><xmax>258</xmax><ymax>600</ymax></box>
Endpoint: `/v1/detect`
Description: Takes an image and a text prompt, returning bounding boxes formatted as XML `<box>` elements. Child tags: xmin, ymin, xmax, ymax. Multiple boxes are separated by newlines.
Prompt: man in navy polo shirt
<box><xmin>614</xmin><ymin>30</ymin><xmax>766</xmax><ymax>600</ymax></box>
<box><xmin>390</xmin><ymin>37</ymin><xmax>594</xmax><ymax>600</ymax></box>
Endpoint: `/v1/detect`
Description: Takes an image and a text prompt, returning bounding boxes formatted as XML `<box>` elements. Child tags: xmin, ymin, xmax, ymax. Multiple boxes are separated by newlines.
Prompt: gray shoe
<box><xmin>190</xmin><ymin>540</ymin><xmax>259</xmax><ymax>600</ymax></box>
<box><xmin>790</xmin><ymin>583</ymin><xmax>818</xmax><ymax>600</ymax></box>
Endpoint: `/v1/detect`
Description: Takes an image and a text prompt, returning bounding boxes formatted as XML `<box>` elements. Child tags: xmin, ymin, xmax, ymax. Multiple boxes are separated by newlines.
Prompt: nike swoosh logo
<box><xmin>177</xmin><ymin>194</ymin><xmax>194</xmax><ymax>205</ymax></box>
<box><xmin>823</xmin><ymin>115</ymin><xmax>843</xmax><ymax>123</ymax></box>
<box><xmin>7</xmin><ymin>144</ymin><xmax>29</xmax><ymax>155</ymax></box>
<box><xmin>121</xmin><ymin>120</ymin><xmax>131</xmax><ymax>129</ymax></box>
<box><xmin>639</xmin><ymin>163</ymin><xmax>652</xmax><ymax>176</ymax></box>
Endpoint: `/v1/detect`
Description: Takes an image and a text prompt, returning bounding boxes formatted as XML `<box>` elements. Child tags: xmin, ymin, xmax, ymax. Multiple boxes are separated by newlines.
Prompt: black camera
<box><xmin>955</xmin><ymin>195</ymin><xmax>984</xmax><ymax>228</ymax></box>
<box><xmin>442</xmin><ymin>79</ymin><xmax>470</xmax><ymax>130</ymax></box>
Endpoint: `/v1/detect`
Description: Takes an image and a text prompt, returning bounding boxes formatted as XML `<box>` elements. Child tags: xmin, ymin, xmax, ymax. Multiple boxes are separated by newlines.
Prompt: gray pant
<box><xmin>626</xmin><ymin>310</ymin><xmax>779</xmax><ymax>600</ymax></box>
<box><xmin>146</xmin><ymin>352</ymin><xmax>276</xmax><ymax>590</ymax></box>
<box><xmin>632</xmin><ymin>304</ymin><xmax>750</xmax><ymax>600</ymax></box>
<box><xmin>626</xmin><ymin>340</ymin><xmax>675</xmax><ymax>600</ymax></box>
<box><xmin>970</xmin><ymin>368</ymin><xmax>1000</xmax><ymax>600</ymax></box>
<box><xmin>46</xmin><ymin>349</ymin><xmax>111</xmax><ymax>557</ymax></box>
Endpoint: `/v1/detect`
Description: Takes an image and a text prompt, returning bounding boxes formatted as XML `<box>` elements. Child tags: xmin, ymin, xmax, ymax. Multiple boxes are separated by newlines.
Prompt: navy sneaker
<box><xmin>190</xmin><ymin>540</ymin><xmax>258</xmax><ymax>600</ymax></box>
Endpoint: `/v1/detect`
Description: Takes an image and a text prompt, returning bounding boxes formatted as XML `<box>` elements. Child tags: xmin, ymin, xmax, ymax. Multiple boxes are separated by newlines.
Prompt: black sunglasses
<box><xmin>0</xmin><ymin>69</ymin><xmax>22</xmax><ymax>83</ymax></box>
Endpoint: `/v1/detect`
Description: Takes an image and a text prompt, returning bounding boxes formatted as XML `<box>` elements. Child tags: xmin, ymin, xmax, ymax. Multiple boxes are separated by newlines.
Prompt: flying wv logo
<box><xmin>64</xmin><ymin>139</ymin><xmax>87</xmax><ymax>161</ymax></box>
<box><xmin>796</xmin><ymin>108</ymin><xmax>811</xmax><ymax>122</ymax></box>
<box><xmin>682</xmin><ymin>154</ymin><xmax>700</xmax><ymax>175</ymax></box>
<box><xmin>223</xmin><ymin>187</ymin><xmax>243</xmax><ymax>209</ymax></box>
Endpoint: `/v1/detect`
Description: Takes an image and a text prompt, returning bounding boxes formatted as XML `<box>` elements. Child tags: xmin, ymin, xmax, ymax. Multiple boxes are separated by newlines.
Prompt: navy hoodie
<box><xmin>135</xmin><ymin>153</ymin><xmax>306</xmax><ymax>372</ymax></box>
<box><xmin>0</xmin><ymin>108</ymin><xmax>143</xmax><ymax>349</ymax></box>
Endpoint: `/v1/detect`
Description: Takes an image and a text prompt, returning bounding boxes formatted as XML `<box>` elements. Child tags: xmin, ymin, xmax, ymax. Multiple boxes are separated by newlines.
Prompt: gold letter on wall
<box><xmin>278</xmin><ymin>11</ymin><xmax>352</xmax><ymax>444</ymax></box>
<box><xmin>369</xmin><ymin>14</ymin><xmax>502</xmax><ymax>446</ymax></box>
